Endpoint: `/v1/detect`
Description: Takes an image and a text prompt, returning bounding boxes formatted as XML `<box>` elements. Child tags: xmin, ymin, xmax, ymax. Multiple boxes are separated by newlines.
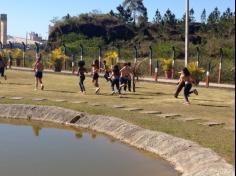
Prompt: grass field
<box><xmin>0</xmin><ymin>70</ymin><xmax>235</xmax><ymax>164</ymax></box>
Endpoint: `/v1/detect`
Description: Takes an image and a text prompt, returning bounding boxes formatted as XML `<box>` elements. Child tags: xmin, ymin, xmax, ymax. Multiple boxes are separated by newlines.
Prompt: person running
<box><xmin>109</xmin><ymin>64</ymin><xmax>121</xmax><ymax>95</ymax></box>
<box><xmin>102</xmin><ymin>60</ymin><xmax>111</xmax><ymax>82</ymax></box>
<box><xmin>119</xmin><ymin>62</ymin><xmax>131</xmax><ymax>93</ymax></box>
<box><xmin>179</xmin><ymin>67</ymin><xmax>198</xmax><ymax>105</ymax></box>
<box><xmin>0</xmin><ymin>53</ymin><xmax>7</xmax><ymax>82</ymax></box>
<box><xmin>8</xmin><ymin>52</ymin><xmax>13</xmax><ymax>69</ymax></box>
<box><xmin>91</xmin><ymin>59</ymin><xmax>100</xmax><ymax>94</ymax></box>
<box><xmin>33</xmin><ymin>54</ymin><xmax>44</xmax><ymax>90</ymax></box>
<box><xmin>125</xmin><ymin>62</ymin><xmax>133</xmax><ymax>92</ymax></box>
<box><xmin>77</xmin><ymin>60</ymin><xmax>87</xmax><ymax>94</ymax></box>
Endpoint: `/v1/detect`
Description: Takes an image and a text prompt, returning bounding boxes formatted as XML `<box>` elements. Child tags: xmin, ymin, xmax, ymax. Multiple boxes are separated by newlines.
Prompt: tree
<box><xmin>189</xmin><ymin>8</ymin><xmax>195</xmax><ymax>22</ymax></box>
<box><xmin>109</xmin><ymin>10</ymin><xmax>116</xmax><ymax>17</ymax></box>
<box><xmin>221</xmin><ymin>8</ymin><xmax>233</xmax><ymax>21</ymax></box>
<box><xmin>200</xmin><ymin>9</ymin><xmax>207</xmax><ymax>33</ymax></box>
<box><xmin>122</xmin><ymin>0</ymin><xmax>147</xmax><ymax>24</ymax></box>
<box><xmin>208</xmin><ymin>7</ymin><xmax>221</xmax><ymax>24</ymax></box>
<box><xmin>153</xmin><ymin>8</ymin><xmax>162</xmax><ymax>23</ymax></box>
<box><xmin>116</xmin><ymin>5</ymin><xmax>133</xmax><ymax>23</ymax></box>
<box><xmin>201</xmin><ymin>9</ymin><xmax>207</xmax><ymax>24</ymax></box>
<box><xmin>163</xmin><ymin>9</ymin><xmax>176</xmax><ymax>25</ymax></box>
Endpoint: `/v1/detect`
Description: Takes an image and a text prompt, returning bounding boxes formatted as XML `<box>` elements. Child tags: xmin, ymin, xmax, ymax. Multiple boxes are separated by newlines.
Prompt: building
<box><xmin>29</xmin><ymin>32</ymin><xmax>43</xmax><ymax>42</ymax></box>
<box><xmin>0</xmin><ymin>14</ymin><xmax>7</xmax><ymax>45</ymax></box>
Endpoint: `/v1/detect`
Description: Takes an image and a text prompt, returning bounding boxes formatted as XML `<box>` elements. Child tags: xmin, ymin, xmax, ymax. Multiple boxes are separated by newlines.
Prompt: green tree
<box><xmin>221</xmin><ymin>8</ymin><xmax>233</xmax><ymax>21</ymax></box>
<box><xmin>201</xmin><ymin>9</ymin><xmax>207</xmax><ymax>24</ymax></box>
<box><xmin>208</xmin><ymin>7</ymin><xmax>221</xmax><ymax>24</ymax></box>
<box><xmin>153</xmin><ymin>8</ymin><xmax>162</xmax><ymax>23</ymax></box>
<box><xmin>190</xmin><ymin>8</ymin><xmax>195</xmax><ymax>22</ymax></box>
<box><xmin>116</xmin><ymin>5</ymin><xmax>133</xmax><ymax>23</ymax></box>
<box><xmin>163</xmin><ymin>9</ymin><xmax>176</xmax><ymax>25</ymax></box>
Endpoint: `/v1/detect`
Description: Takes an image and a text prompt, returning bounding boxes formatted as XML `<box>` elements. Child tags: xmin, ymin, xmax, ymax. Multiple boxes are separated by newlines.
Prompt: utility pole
<box><xmin>185</xmin><ymin>0</ymin><xmax>189</xmax><ymax>67</ymax></box>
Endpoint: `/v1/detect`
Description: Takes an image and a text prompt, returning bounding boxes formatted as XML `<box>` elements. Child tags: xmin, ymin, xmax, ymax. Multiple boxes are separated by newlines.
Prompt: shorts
<box><xmin>35</xmin><ymin>71</ymin><xmax>43</xmax><ymax>79</ymax></box>
<box><xmin>93</xmin><ymin>73</ymin><xmax>99</xmax><ymax>81</ymax></box>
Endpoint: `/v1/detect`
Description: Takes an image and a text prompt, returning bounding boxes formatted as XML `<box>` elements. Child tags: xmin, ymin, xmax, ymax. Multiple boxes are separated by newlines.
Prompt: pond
<box><xmin>0</xmin><ymin>119</ymin><xmax>179</xmax><ymax>176</ymax></box>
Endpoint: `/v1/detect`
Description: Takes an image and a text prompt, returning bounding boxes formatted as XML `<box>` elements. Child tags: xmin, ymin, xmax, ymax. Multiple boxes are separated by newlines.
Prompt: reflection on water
<box><xmin>32</xmin><ymin>125</ymin><xmax>41</xmax><ymax>137</ymax></box>
<box><xmin>0</xmin><ymin>119</ymin><xmax>180</xmax><ymax>176</ymax></box>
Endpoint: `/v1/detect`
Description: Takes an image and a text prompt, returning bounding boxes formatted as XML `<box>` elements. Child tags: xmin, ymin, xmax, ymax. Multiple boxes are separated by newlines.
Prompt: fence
<box><xmin>0</xmin><ymin>41</ymin><xmax>234</xmax><ymax>84</ymax></box>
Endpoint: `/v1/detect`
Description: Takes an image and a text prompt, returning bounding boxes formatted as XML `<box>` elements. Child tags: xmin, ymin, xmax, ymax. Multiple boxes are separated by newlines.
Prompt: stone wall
<box><xmin>0</xmin><ymin>104</ymin><xmax>234</xmax><ymax>176</ymax></box>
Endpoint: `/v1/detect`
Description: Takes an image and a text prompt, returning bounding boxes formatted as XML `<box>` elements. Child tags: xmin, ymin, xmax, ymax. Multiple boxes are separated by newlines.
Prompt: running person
<box><xmin>109</xmin><ymin>64</ymin><xmax>121</xmax><ymax>95</ymax></box>
<box><xmin>125</xmin><ymin>62</ymin><xmax>133</xmax><ymax>92</ymax></box>
<box><xmin>102</xmin><ymin>60</ymin><xmax>111</xmax><ymax>82</ymax></box>
<box><xmin>77</xmin><ymin>60</ymin><xmax>87</xmax><ymax>94</ymax></box>
<box><xmin>91</xmin><ymin>59</ymin><xmax>100</xmax><ymax>94</ymax></box>
<box><xmin>120</xmin><ymin>63</ymin><xmax>131</xmax><ymax>93</ymax></box>
<box><xmin>179</xmin><ymin>67</ymin><xmax>198</xmax><ymax>105</ymax></box>
<box><xmin>33</xmin><ymin>54</ymin><xmax>44</xmax><ymax>90</ymax></box>
<box><xmin>0</xmin><ymin>53</ymin><xmax>7</xmax><ymax>82</ymax></box>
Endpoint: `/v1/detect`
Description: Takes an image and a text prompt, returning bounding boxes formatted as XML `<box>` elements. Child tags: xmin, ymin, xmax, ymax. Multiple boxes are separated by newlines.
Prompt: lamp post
<box><xmin>154</xmin><ymin>60</ymin><xmax>159</xmax><ymax>82</ymax></box>
<box><xmin>196</xmin><ymin>47</ymin><xmax>200</xmax><ymax>67</ymax></box>
<box><xmin>149</xmin><ymin>46</ymin><xmax>153</xmax><ymax>76</ymax></box>
<box><xmin>185</xmin><ymin>0</ymin><xmax>189</xmax><ymax>67</ymax></box>
<box><xmin>98</xmin><ymin>46</ymin><xmax>102</xmax><ymax>70</ymax></box>
<box><xmin>8</xmin><ymin>41</ymin><xmax>13</xmax><ymax>69</ymax></box>
<box><xmin>172</xmin><ymin>46</ymin><xmax>176</xmax><ymax>79</ymax></box>
<box><xmin>117</xmin><ymin>45</ymin><xmax>121</xmax><ymax>63</ymax></box>
<box><xmin>80</xmin><ymin>44</ymin><xmax>83</xmax><ymax>61</ymax></box>
<box><xmin>35</xmin><ymin>42</ymin><xmax>40</xmax><ymax>58</ymax></box>
<box><xmin>0</xmin><ymin>42</ymin><xmax>2</xmax><ymax>52</ymax></box>
<box><xmin>22</xmin><ymin>42</ymin><xmax>26</xmax><ymax>67</ymax></box>
<box><xmin>134</xmin><ymin>45</ymin><xmax>137</xmax><ymax>63</ymax></box>
<box><xmin>63</xmin><ymin>43</ymin><xmax>67</xmax><ymax>70</ymax></box>
<box><xmin>218</xmin><ymin>48</ymin><xmax>223</xmax><ymax>84</ymax></box>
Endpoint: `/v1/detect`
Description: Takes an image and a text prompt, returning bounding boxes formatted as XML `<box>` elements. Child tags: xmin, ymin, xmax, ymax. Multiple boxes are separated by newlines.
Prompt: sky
<box><xmin>0</xmin><ymin>0</ymin><xmax>235</xmax><ymax>39</ymax></box>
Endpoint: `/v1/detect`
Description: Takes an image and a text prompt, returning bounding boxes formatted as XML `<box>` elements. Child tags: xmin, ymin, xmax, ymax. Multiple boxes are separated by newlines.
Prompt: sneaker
<box><xmin>41</xmin><ymin>85</ymin><xmax>44</xmax><ymax>90</ymax></box>
<box><xmin>193</xmin><ymin>89</ymin><xmax>198</xmax><ymax>96</ymax></box>
<box><xmin>183</xmin><ymin>102</ymin><xmax>190</xmax><ymax>105</ymax></box>
<box><xmin>120</xmin><ymin>84</ymin><xmax>125</xmax><ymax>89</ymax></box>
<box><xmin>95</xmin><ymin>87</ymin><xmax>100</xmax><ymax>94</ymax></box>
<box><xmin>111</xmin><ymin>91</ymin><xmax>115</xmax><ymax>95</ymax></box>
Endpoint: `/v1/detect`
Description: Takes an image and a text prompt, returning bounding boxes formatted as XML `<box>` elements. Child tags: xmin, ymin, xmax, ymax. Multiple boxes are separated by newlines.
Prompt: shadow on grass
<box><xmin>44</xmin><ymin>89</ymin><xmax>76</xmax><ymax>94</ymax></box>
<box><xmin>193</xmin><ymin>98</ymin><xmax>225</xmax><ymax>103</ymax></box>
<box><xmin>4</xmin><ymin>82</ymin><xmax>32</xmax><ymax>86</ymax></box>
<box><xmin>197</xmin><ymin>104</ymin><xmax>230</xmax><ymax>108</ymax></box>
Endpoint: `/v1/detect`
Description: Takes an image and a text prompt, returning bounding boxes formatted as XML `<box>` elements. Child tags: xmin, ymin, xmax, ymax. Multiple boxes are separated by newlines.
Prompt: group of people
<box><xmin>0</xmin><ymin>52</ymin><xmax>199</xmax><ymax>105</ymax></box>
<box><xmin>77</xmin><ymin>59</ymin><xmax>133</xmax><ymax>96</ymax></box>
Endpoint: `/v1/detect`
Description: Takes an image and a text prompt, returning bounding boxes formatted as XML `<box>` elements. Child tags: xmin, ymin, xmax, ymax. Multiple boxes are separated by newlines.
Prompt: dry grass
<box><xmin>0</xmin><ymin>70</ymin><xmax>235</xmax><ymax>164</ymax></box>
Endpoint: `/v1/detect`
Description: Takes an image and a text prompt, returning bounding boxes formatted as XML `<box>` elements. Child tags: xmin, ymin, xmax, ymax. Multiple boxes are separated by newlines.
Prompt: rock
<box><xmin>89</xmin><ymin>103</ymin><xmax>102</xmax><ymax>107</ymax></box>
<box><xmin>199</xmin><ymin>121</ymin><xmax>225</xmax><ymax>127</ymax></box>
<box><xmin>140</xmin><ymin>111</ymin><xmax>162</xmax><ymax>115</ymax></box>
<box><xmin>32</xmin><ymin>98</ymin><xmax>47</xmax><ymax>101</ymax></box>
<box><xmin>71</xmin><ymin>101</ymin><xmax>88</xmax><ymax>104</ymax></box>
<box><xmin>53</xmin><ymin>99</ymin><xmax>67</xmax><ymax>102</ymax></box>
<box><xmin>113</xmin><ymin>105</ymin><xmax>125</xmax><ymax>108</ymax></box>
<box><xmin>157</xmin><ymin>113</ymin><xmax>181</xmax><ymax>118</ymax></box>
<box><xmin>124</xmin><ymin>108</ymin><xmax>143</xmax><ymax>112</ymax></box>
<box><xmin>177</xmin><ymin>117</ymin><xmax>201</xmax><ymax>122</ymax></box>
<box><xmin>8</xmin><ymin>97</ymin><xmax>24</xmax><ymax>100</ymax></box>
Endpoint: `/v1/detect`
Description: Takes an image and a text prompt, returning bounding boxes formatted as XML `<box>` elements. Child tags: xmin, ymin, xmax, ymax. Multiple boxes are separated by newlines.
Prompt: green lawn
<box><xmin>0</xmin><ymin>70</ymin><xmax>235</xmax><ymax>164</ymax></box>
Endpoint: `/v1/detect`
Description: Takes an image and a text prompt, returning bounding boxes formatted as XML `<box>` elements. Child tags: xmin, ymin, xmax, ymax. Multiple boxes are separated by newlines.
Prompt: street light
<box><xmin>185</xmin><ymin>0</ymin><xmax>189</xmax><ymax>67</ymax></box>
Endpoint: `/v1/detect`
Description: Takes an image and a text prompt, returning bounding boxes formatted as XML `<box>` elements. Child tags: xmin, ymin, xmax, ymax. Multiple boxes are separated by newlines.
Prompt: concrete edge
<box><xmin>0</xmin><ymin>104</ymin><xmax>234</xmax><ymax>176</ymax></box>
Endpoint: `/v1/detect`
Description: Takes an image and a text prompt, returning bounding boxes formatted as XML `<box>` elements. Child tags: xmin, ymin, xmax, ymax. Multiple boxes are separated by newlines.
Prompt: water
<box><xmin>0</xmin><ymin>119</ymin><xmax>179</xmax><ymax>176</ymax></box>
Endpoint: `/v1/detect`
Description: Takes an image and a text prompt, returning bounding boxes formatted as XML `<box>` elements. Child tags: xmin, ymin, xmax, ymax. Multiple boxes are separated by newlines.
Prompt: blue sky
<box><xmin>0</xmin><ymin>0</ymin><xmax>235</xmax><ymax>38</ymax></box>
